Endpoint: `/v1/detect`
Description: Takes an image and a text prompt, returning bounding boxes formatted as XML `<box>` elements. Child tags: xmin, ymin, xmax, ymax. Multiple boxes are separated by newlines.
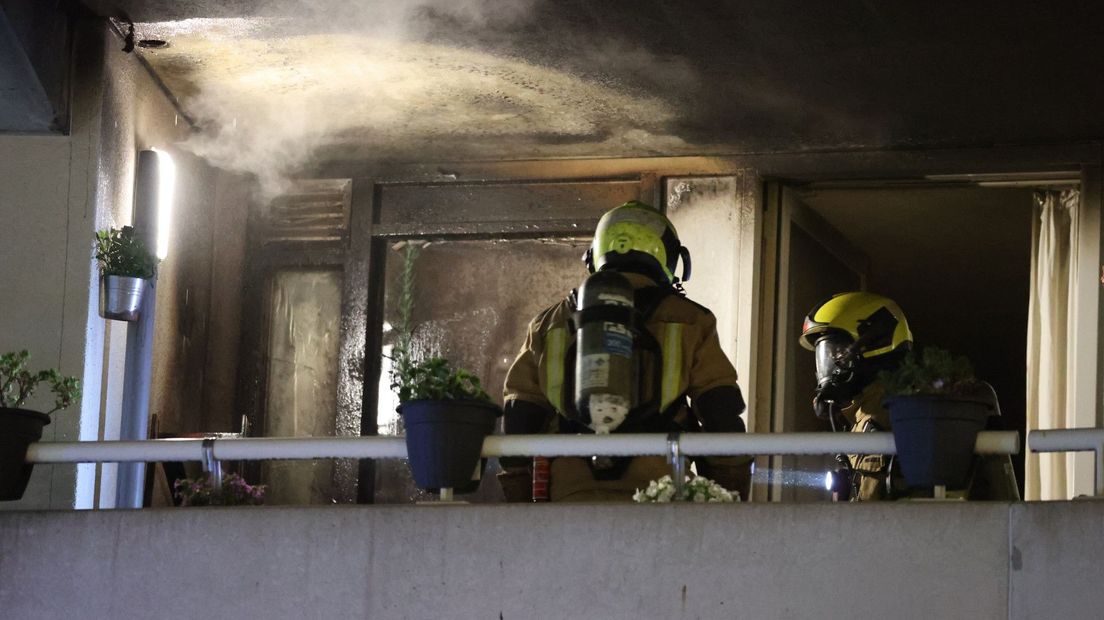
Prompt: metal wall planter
<box><xmin>99</xmin><ymin>275</ymin><xmax>147</xmax><ymax>321</ymax></box>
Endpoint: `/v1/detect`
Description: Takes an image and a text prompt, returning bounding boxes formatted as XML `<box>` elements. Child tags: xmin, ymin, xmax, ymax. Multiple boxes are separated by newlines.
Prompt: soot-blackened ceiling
<box><xmin>85</xmin><ymin>0</ymin><xmax>1104</xmax><ymax>176</ymax></box>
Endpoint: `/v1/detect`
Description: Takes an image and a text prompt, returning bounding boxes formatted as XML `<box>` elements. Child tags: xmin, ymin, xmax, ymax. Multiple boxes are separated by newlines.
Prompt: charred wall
<box><xmin>93</xmin><ymin>20</ymin><xmax>250</xmax><ymax>438</ymax></box>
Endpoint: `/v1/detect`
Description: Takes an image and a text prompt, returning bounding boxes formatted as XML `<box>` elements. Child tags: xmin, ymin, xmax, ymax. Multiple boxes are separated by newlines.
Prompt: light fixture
<box><xmin>149</xmin><ymin>148</ymin><xmax>175</xmax><ymax>260</ymax></box>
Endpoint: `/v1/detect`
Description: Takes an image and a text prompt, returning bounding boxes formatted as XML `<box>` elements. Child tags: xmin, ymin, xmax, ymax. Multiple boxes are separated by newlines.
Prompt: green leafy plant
<box><xmin>392</xmin><ymin>356</ymin><xmax>491</xmax><ymax>403</ymax></box>
<box><xmin>0</xmin><ymin>350</ymin><xmax>82</xmax><ymax>414</ymax></box>
<box><xmin>94</xmin><ymin>226</ymin><xmax>158</xmax><ymax>279</ymax></box>
<box><xmin>388</xmin><ymin>243</ymin><xmax>491</xmax><ymax>404</ymax></box>
<box><xmin>878</xmin><ymin>346</ymin><xmax>978</xmax><ymax>398</ymax></box>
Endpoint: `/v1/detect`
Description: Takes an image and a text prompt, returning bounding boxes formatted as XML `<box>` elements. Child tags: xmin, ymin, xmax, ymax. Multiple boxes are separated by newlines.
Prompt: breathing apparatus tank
<box><xmin>574</xmin><ymin>270</ymin><xmax>637</xmax><ymax>434</ymax></box>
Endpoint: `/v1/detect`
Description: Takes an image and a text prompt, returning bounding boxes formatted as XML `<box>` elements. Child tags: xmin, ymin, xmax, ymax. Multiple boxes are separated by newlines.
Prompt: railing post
<box><xmin>1096</xmin><ymin>439</ymin><xmax>1104</xmax><ymax>497</ymax></box>
<box><xmin>667</xmin><ymin>432</ymin><xmax>685</xmax><ymax>497</ymax></box>
<box><xmin>201</xmin><ymin>438</ymin><xmax>222</xmax><ymax>491</ymax></box>
<box><xmin>1028</xmin><ymin>429</ymin><xmax>1104</xmax><ymax>498</ymax></box>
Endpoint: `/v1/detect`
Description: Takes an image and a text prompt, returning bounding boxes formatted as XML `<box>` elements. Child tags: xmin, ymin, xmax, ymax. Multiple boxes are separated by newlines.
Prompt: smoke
<box><xmin>134</xmin><ymin>0</ymin><xmax>694</xmax><ymax>201</ymax></box>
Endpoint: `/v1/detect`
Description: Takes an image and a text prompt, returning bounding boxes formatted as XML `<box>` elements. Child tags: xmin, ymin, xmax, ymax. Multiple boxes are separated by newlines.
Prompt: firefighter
<box><xmin>801</xmin><ymin>292</ymin><xmax>1018</xmax><ymax>501</ymax></box>
<box><xmin>499</xmin><ymin>201</ymin><xmax>751</xmax><ymax>502</ymax></box>
<box><xmin>800</xmin><ymin>292</ymin><xmax>913</xmax><ymax>501</ymax></box>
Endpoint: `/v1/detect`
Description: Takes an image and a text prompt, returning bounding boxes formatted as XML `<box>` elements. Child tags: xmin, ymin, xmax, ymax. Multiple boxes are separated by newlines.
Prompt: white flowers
<box><xmin>632</xmin><ymin>475</ymin><xmax>738</xmax><ymax>503</ymax></box>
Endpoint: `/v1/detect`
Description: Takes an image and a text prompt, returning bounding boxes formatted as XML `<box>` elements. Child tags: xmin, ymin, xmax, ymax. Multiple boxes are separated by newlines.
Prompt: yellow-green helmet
<box><xmin>800</xmin><ymin>292</ymin><xmax>913</xmax><ymax>359</ymax></box>
<box><xmin>585</xmin><ymin>201</ymin><xmax>690</xmax><ymax>284</ymax></box>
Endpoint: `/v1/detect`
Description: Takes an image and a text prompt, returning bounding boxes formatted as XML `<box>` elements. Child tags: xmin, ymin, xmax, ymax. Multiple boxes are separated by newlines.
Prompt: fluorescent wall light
<box><xmin>150</xmin><ymin>148</ymin><xmax>176</xmax><ymax>260</ymax></box>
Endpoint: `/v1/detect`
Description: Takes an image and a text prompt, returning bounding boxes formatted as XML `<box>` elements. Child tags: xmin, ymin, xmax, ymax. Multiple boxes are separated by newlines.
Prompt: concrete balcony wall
<box><xmin>2</xmin><ymin>502</ymin><xmax>1101</xmax><ymax>619</ymax></box>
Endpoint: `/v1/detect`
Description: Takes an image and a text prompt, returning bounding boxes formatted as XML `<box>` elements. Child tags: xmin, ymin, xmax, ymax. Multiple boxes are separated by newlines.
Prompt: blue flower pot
<box><xmin>399</xmin><ymin>400</ymin><xmax>501</xmax><ymax>492</ymax></box>
<box><xmin>885</xmin><ymin>395</ymin><xmax>991</xmax><ymax>490</ymax></box>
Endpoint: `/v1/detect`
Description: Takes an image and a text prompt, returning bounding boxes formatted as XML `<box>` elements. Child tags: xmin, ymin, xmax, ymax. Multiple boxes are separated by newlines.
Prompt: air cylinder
<box><xmin>574</xmin><ymin>270</ymin><xmax>636</xmax><ymax>433</ymax></box>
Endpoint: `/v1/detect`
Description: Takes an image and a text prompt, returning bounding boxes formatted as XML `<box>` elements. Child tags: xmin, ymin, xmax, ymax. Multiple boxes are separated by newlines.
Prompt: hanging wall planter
<box><xmin>99</xmin><ymin>275</ymin><xmax>147</xmax><ymax>321</ymax></box>
<box><xmin>94</xmin><ymin>226</ymin><xmax>159</xmax><ymax>322</ymax></box>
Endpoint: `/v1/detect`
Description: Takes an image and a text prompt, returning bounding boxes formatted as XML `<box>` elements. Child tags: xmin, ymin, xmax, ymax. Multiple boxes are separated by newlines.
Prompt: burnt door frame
<box><xmin>235</xmin><ymin>183</ymin><xmax>352</xmax><ymax>491</ymax></box>
<box><xmin>763</xmin><ymin>183</ymin><xmax>870</xmax><ymax>502</ymax></box>
<box><xmin>349</xmin><ymin>174</ymin><xmax>659</xmax><ymax>502</ymax></box>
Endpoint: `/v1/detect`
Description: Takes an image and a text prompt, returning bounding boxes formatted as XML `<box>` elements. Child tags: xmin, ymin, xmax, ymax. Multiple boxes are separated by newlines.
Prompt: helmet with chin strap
<box><xmin>584</xmin><ymin>201</ymin><xmax>691</xmax><ymax>285</ymax></box>
<box><xmin>800</xmin><ymin>292</ymin><xmax>913</xmax><ymax>420</ymax></box>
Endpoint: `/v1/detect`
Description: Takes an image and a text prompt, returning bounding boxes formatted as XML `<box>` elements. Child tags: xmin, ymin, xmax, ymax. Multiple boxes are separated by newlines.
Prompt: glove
<box><xmin>501</xmin><ymin>399</ymin><xmax>552</xmax><ymax>470</ymax></box>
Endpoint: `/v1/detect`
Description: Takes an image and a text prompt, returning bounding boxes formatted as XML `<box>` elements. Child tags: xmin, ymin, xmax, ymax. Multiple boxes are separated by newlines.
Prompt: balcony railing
<box><xmin>24</xmin><ymin>430</ymin><xmax>1030</xmax><ymax>501</ymax></box>
<box><xmin>27</xmin><ymin>431</ymin><xmax>1021</xmax><ymax>463</ymax></box>
<box><xmin>1029</xmin><ymin>428</ymin><xmax>1104</xmax><ymax>495</ymax></box>
<box><xmin>39</xmin><ymin>427</ymin><xmax>1104</xmax><ymax>500</ymax></box>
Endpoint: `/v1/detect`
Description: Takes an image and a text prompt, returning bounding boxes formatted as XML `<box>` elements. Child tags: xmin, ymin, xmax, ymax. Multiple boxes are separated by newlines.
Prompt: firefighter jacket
<box><xmin>501</xmin><ymin>273</ymin><xmax>749</xmax><ymax>502</ymax></box>
<box><xmin>503</xmin><ymin>273</ymin><xmax>742</xmax><ymax>432</ymax></box>
<box><xmin>840</xmin><ymin>382</ymin><xmax>893</xmax><ymax>501</ymax></box>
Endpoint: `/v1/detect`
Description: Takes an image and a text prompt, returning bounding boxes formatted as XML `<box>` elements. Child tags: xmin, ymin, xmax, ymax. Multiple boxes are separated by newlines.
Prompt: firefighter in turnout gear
<box><xmin>801</xmin><ymin>292</ymin><xmax>1019</xmax><ymax>501</ymax></box>
<box><xmin>500</xmin><ymin>201</ymin><xmax>751</xmax><ymax>502</ymax></box>
<box><xmin>801</xmin><ymin>292</ymin><xmax>913</xmax><ymax>501</ymax></box>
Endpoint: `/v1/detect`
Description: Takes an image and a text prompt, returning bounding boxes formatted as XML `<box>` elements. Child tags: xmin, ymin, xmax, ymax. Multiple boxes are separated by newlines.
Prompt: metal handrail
<box><xmin>29</xmin><ymin>429</ymin><xmax>1104</xmax><ymax>498</ymax></box>
<box><xmin>24</xmin><ymin>431</ymin><xmax>1023</xmax><ymax>502</ymax></box>
<box><xmin>1029</xmin><ymin>428</ymin><xmax>1104</xmax><ymax>496</ymax></box>
<box><xmin>26</xmin><ymin>431</ymin><xmax>1020</xmax><ymax>463</ymax></box>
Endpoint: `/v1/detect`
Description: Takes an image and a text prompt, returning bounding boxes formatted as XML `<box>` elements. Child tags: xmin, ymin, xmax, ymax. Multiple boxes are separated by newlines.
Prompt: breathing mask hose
<box><xmin>816</xmin><ymin>393</ymin><xmax>857</xmax><ymax>498</ymax></box>
<box><xmin>574</xmin><ymin>270</ymin><xmax>637</xmax><ymax>434</ymax></box>
<box><xmin>813</xmin><ymin>376</ymin><xmax>854</xmax><ymax>425</ymax></box>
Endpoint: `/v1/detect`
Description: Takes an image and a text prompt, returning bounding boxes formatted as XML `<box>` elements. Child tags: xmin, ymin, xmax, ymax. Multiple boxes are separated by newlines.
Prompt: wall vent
<box><xmin>262</xmin><ymin>179</ymin><xmax>351</xmax><ymax>244</ymax></box>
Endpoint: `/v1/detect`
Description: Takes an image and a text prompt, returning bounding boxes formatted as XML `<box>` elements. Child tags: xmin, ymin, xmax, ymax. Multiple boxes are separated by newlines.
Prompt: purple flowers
<box><xmin>174</xmin><ymin>473</ymin><xmax>266</xmax><ymax>507</ymax></box>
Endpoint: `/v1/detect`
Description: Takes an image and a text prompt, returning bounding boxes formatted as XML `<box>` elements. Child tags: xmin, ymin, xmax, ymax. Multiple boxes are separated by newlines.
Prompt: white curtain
<box><xmin>1025</xmin><ymin>188</ymin><xmax>1080</xmax><ymax>500</ymax></box>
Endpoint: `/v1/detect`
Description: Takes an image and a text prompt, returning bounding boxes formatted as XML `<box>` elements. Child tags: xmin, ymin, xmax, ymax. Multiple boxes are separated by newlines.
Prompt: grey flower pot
<box><xmin>99</xmin><ymin>275</ymin><xmax>147</xmax><ymax>321</ymax></box>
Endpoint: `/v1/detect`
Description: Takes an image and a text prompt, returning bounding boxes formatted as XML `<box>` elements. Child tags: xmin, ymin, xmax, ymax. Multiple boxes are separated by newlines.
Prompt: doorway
<box><xmin>765</xmin><ymin>180</ymin><xmax>1041</xmax><ymax>499</ymax></box>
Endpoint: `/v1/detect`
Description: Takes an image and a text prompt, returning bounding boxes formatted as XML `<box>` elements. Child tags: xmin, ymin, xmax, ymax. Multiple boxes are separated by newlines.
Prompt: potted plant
<box><xmin>880</xmin><ymin>347</ymin><xmax>995</xmax><ymax>491</ymax></box>
<box><xmin>389</xmin><ymin>244</ymin><xmax>501</xmax><ymax>493</ymax></box>
<box><xmin>95</xmin><ymin>225</ymin><xmax>159</xmax><ymax>321</ymax></box>
<box><xmin>392</xmin><ymin>356</ymin><xmax>501</xmax><ymax>492</ymax></box>
<box><xmin>632</xmin><ymin>475</ymin><xmax>738</xmax><ymax>503</ymax></box>
<box><xmin>174</xmin><ymin>472</ymin><xmax>266</xmax><ymax>506</ymax></box>
<box><xmin>0</xmin><ymin>350</ymin><xmax>81</xmax><ymax>501</ymax></box>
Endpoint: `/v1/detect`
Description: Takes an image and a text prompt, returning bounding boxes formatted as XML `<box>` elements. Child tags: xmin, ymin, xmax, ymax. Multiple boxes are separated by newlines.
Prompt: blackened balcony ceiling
<box><xmin>85</xmin><ymin>0</ymin><xmax>1104</xmax><ymax>166</ymax></box>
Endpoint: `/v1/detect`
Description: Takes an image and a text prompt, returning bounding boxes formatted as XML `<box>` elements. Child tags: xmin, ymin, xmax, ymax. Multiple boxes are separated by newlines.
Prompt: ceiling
<box><xmin>81</xmin><ymin>1</ymin><xmax>1104</xmax><ymax>177</ymax></box>
<box><xmin>799</xmin><ymin>185</ymin><xmax>1036</xmax><ymax>312</ymax></box>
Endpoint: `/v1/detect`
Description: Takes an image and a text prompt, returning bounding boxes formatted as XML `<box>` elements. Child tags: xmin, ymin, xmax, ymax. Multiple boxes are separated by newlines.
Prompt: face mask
<box><xmin>812</xmin><ymin>337</ymin><xmax>858</xmax><ymax>423</ymax></box>
<box><xmin>814</xmin><ymin>338</ymin><xmax>853</xmax><ymax>385</ymax></box>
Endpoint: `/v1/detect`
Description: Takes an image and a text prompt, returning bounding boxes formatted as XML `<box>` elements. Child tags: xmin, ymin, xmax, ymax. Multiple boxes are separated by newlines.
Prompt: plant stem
<box><xmin>394</xmin><ymin>244</ymin><xmax>419</xmax><ymax>368</ymax></box>
<box><xmin>15</xmin><ymin>373</ymin><xmax>35</xmax><ymax>407</ymax></box>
